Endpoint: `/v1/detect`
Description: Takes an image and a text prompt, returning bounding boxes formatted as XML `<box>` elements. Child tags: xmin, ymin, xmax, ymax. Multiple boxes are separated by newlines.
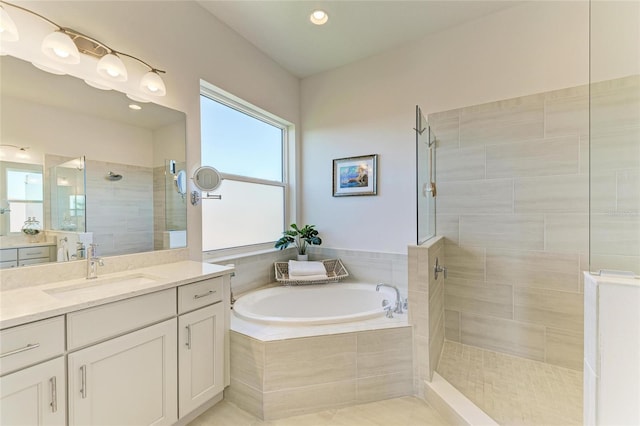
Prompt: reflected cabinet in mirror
<box><xmin>0</xmin><ymin>55</ymin><xmax>187</xmax><ymax>266</ymax></box>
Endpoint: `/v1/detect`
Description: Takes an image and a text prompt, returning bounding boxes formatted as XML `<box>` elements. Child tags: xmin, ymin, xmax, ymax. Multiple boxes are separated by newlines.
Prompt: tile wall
<box><xmin>85</xmin><ymin>159</ymin><xmax>154</xmax><ymax>257</ymax></box>
<box><xmin>589</xmin><ymin>76</ymin><xmax>640</xmax><ymax>273</ymax></box>
<box><xmin>408</xmin><ymin>237</ymin><xmax>445</xmax><ymax>396</ymax></box>
<box><xmin>429</xmin><ymin>82</ymin><xmax>593</xmax><ymax>370</ymax></box>
<box><xmin>226</xmin><ymin>327</ymin><xmax>413</xmax><ymax>420</ymax></box>
<box><xmin>206</xmin><ymin>247</ymin><xmax>409</xmax><ymax>298</ymax></box>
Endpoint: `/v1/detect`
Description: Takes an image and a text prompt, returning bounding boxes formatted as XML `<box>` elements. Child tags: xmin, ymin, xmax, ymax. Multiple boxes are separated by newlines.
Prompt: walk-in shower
<box><xmin>414</xmin><ymin>2</ymin><xmax>638</xmax><ymax>423</ymax></box>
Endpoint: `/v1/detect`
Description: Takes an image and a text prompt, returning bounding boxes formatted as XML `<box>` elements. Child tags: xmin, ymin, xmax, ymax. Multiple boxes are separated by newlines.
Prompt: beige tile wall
<box><xmin>408</xmin><ymin>237</ymin><xmax>445</xmax><ymax>396</ymax></box>
<box><xmin>227</xmin><ymin>327</ymin><xmax>413</xmax><ymax>420</ymax></box>
<box><xmin>428</xmin><ymin>82</ymin><xmax>596</xmax><ymax>371</ymax></box>
<box><xmin>590</xmin><ymin>76</ymin><xmax>640</xmax><ymax>273</ymax></box>
<box><xmin>85</xmin><ymin>159</ymin><xmax>153</xmax><ymax>256</ymax></box>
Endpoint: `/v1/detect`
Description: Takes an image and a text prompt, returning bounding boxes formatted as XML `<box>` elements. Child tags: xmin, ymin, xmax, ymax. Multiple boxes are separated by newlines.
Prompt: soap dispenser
<box><xmin>76</xmin><ymin>241</ymin><xmax>86</xmax><ymax>260</ymax></box>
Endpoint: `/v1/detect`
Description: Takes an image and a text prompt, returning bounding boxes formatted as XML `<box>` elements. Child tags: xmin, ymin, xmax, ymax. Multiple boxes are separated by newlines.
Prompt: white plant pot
<box><xmin>297</xmin><ymin>254</ymin><xmax>308</xmax><ymax>261</ymax></box>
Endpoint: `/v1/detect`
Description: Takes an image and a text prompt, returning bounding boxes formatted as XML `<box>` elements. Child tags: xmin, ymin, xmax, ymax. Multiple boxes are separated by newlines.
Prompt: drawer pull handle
<box><xmin>186</xmin><ymin>325</ymin><xmax>192</xmax><ymax>350</ymax></box>
<box><xmin>49</xmin><ymin>376</ymin><xmax>57</xmax><ymax>413</ymax></box>
<box><xmin>0</xmin><ymin>342</ymin><xmax>40</xmax><ymax>358</ymax></box>
<box><xmin>80</xmin><ymin>365</ymin><xmax>87</xmax><ymax>399</ymax></box>
<box><xmin>193</xmin><ymin>290</ymin><xmax>216</xmax><ymax>299</ymax></box>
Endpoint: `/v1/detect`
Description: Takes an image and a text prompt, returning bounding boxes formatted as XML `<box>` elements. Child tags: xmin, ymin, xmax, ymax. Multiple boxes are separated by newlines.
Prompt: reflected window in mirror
<box><xmin>2</xmin><ymin>163</ymin><xmax>43</xmax><ymax>234</ymax></box>
<box><xmin>200</xmin><ymin>82</ymin><xmax>291</xmax><ymax>252</ymax></box>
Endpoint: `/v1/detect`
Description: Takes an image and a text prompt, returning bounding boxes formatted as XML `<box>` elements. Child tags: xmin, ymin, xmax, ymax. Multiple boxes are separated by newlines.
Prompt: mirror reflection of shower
<box><xmin>416</xmin><ymin>105</ymin><xmax>436</xmax><ymax>245</ymax></box>
<box><xmin>50</xmin><ymin>156</ymin><xmax>86</xmax><ymax>232</ymax></box>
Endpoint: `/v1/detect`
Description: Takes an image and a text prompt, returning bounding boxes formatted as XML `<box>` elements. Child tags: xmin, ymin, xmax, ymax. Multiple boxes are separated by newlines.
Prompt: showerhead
<box><xmin>106</xmin><ymin>171</ymin><xmax>123</xmax><ymax>181</ymax></box>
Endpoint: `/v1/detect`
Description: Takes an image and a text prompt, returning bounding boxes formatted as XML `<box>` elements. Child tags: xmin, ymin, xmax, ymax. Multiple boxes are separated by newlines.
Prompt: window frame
<box><xmin>200</xmin><ymin>82</ymin><xmax>294</xmax><ymax>257</ymax></box>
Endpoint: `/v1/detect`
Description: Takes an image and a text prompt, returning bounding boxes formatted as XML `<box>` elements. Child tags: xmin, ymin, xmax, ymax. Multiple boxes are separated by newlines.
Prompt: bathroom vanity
<box><xmin>0</xmin><ymin>242</ymin><xmax>56</xmax><ymax>269</ymax></box>
<box><xmin>0</xmin><ymin>261</ymin><xmax>233</xmax><ymax>426</ymax></box>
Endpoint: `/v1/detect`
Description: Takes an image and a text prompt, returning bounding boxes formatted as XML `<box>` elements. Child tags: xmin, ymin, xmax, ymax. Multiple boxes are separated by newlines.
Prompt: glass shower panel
<box><xmin>50</xmin><ymin>156</ymin><xmax>86</xmax><ymax>232</ymax></box>
<box><xmin>416</xmin><ymin>105</ymin><xmax>436</xmax><ymax>245</ymax></box>
<box><xmin>589</xmin><ymin>1</ymin><xmax>640</xmax><ymax>274</ymax></box>
<box><xmin>164</xmin><ymin>159</ymin><xmax>187</xmax><ymax>232</ymax></box>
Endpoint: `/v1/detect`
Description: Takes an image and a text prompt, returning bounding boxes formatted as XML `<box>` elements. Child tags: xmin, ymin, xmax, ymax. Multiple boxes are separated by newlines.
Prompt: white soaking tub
<box><xmin>233</xmin><ymin>282</ymin><xmax>397</xmax><ymax>325</ymax></box>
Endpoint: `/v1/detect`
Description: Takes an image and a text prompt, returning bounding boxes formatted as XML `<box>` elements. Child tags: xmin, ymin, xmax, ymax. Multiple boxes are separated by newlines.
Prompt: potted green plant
<box><xmin>275</xmin><ymin>224</ymin><xmax>322</xmax><ymax>260</ymax></box>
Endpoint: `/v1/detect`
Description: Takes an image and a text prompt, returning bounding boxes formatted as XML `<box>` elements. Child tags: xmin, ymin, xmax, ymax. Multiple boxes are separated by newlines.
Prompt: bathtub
<box><xmin>233</xmin><ymin>282</ymin><xmax>397</xmax><ymax>325</ymax></box>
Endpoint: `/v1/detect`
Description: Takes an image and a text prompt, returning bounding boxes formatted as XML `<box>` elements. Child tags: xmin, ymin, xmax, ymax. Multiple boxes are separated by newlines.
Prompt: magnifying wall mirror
<box><xmin>193</xmin><ymin>166</ymin><xmax>222</xmax><ymax>191</ymax></box>
<box><xmin>190</xmin><ymin>166</ymin><xmax>222</xmax><ymax>206</ymax></box>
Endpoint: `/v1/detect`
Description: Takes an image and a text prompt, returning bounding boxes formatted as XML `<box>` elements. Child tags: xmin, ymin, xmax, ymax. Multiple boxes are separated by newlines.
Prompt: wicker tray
<box><xmin>274</xmin><ymin>259</ymin><xmax>349</xmax><ymax>285</ymax></box>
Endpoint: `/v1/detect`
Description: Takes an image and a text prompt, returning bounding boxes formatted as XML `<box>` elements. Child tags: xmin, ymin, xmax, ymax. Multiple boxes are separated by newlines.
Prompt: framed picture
<box><xmin>332</xmin><ymin>154</ymin><xmax>378</xmax><ymax>197</ymax></box>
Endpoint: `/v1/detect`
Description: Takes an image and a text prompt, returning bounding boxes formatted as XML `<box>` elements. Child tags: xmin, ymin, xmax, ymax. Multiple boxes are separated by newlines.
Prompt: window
<box><xmin>200</xmin><ymin>85</ymin><xmax>290</xmax><ymax>252</ymax></box>
<box><xmin>4</xmin><ymin>166</ymin><xmax>44</xmax><ymax>233</ymax></box>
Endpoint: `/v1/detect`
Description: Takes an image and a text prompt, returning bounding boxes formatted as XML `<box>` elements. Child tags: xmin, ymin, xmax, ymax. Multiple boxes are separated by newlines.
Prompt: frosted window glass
<box><xmin>202</xmin><ymin>180</ymin><xmax>284</xmax><ymax>251</ymax></box>
<box><xmin>9</xmin><ymin>202</ymin><xmax>43</xmax><ymax>232</ymax></box>
<box><xmin>201</xmin><ymin>96</ymin><xmax>283</xmax><ymax>182</ymax></box>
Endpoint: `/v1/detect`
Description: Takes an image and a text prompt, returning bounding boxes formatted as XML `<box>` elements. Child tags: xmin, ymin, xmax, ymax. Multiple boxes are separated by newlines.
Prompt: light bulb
<box><xmin>41</xmin><ymin>31</ymin><xmax>80</xmax><ymax>64</ymax></box>
<box><xmin>140</xmin><ymin>71</ymin><xmax>166</xmax><ymax>96</ymax></box>
<box><xmin>310</xmin><ymin>9</ymin><xmax>328</xmax><ymax>25</ymax></box>
<box><xmin>97</xmin><ymin>53</ymin><xmax>127</xmax><ymax>82</ymax></box>
<box><xmin>53</xmin><ymin>47</ymin><xmax>69</xmax><ymax>58</ymax></box>
<box><xmin>0</xmin><ymin>7</ymin><xmax>19</xmax><ymax>41</ymax></box>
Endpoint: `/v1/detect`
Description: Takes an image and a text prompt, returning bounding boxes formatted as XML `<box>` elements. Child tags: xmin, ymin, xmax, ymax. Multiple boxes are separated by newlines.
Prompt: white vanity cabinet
<box><xmin>0</xmin><ymin>263</ymin><xmax>233</xmax><ymax>426</ymax></box>
<box><xmin>0</xmin><ymin>316</ymin><xmax>66</xmax><ymax>426</ymax></box>
<box><xmin>177</xmin><ymin>277</ymin><xmax>225</xmax><ymax>417</ymax></box>
<box><xmin>67</xmin><ymin>319</ymin><xmax>178</xmax><ymax>426</ymax></box>
<box><xmin>66</xmin><ymin>289</ymin><xmax>178</xmax><ymax>426</ymax></box>
<box><xmin>0</xmin><ymin>357</ymin><xmax>66</xmax><ymax>426</ymax></box>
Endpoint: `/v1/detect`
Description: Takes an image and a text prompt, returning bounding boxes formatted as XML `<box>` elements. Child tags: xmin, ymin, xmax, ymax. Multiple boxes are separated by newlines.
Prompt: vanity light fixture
<box><xmin>309</xmin><ymin>9</ymin><xmax>329</xmax><ymax>25</ymax></box>
<box><xmin>0</xmin><ymin>0</ymin><xmax>167</xmax><ymax>97</ymax></box>
<box><xmin>0</xmin><ymin>5</ymin><xmax>19</xmax><ymax>41</ymax></box>
<box><xmin>128</xmin><ymin>103</ymin><xmax>142</xmax><ymax>111</ymax></box>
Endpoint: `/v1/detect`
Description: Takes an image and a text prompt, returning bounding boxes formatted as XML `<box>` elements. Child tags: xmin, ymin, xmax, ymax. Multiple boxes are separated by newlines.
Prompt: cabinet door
<box><xmin>178</xmin><ymin>302</ymin><xmax>225</xmax><ymax>417</ymax></box>
<box><xmin>0</xmin><ymin>357</ymin><xmax>66</xmax><ymax>426</ymax></box>
<box><xmin>68</xmin><ymin>319</ymin><xmax>177</xmax><ymax>426</ymax></box>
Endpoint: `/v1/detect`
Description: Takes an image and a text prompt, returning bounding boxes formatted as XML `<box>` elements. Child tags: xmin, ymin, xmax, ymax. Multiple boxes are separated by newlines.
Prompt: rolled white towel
<box><xmin>288</xmin><ymin>274</ymin><xmax>329</xmax><ymax>281</ymax></box>
<box><xmin>288</xmin><ymin>260</ymin><xmax>326</xmax><ymax>276</ymax></box>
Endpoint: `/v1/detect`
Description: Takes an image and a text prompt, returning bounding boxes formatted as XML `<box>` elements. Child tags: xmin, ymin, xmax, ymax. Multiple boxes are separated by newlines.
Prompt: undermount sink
<box><xmin>44</xmin><ymin>274</ymin><xmax>163</xmax><ymax>299</ymax></box>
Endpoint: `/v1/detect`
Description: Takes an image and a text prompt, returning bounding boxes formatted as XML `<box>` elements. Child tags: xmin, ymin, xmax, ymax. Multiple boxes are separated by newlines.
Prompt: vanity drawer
<box><xmin>19</xmin><ymin>258</ymin><xmax>51</xmax><ymax>267</ymax></box>
<box><xmin>0</xmin><ymin>261</ymin><xmax>17</xmax><ymax>269</ymax></box>
<box><xmin>18</xmin><ymin>246</ymin><xmax>51</xmax><ymax>260</ymax></box>
<box><xmin>0</xmin><ymin>249</ymin><xmax>17</xmax><ymax>262</ymax></box>
<box><xmin>178</xmin><ymin>277</ymin><xmax>223</xmax><ymax>314</ymax></box>
<box><xmin>0</xmin><ymin>316</ymin><xmax>65</xmax><ymax>376</ymax></box>
<box><xmin>67</xmin><ymin>288</ymin><xmax>176</xmax><ymax>350</ymax></box>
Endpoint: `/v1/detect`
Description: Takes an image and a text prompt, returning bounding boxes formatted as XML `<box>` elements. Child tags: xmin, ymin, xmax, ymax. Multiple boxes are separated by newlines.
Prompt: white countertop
<box><xmin>0</xmin><ymin>261</ymin><xmax>234</xmax><ymax>329</ymax></box>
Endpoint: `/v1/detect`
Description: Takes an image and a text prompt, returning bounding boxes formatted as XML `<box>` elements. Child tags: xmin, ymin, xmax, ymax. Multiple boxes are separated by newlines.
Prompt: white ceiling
<box><xmin>197</xmin><ymin>1</ymin><xmax>521</xmax><ymax>78</ymax></box>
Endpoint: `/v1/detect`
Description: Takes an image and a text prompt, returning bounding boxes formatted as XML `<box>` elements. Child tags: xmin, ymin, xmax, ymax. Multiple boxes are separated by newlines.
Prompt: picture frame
<box><xmin>332</xmin><ymin>154</ymin><xmax>378</xmax><ymax>197</ymax></box>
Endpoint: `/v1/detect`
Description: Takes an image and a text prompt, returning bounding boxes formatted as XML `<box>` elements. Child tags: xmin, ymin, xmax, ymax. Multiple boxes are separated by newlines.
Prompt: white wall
<box><xmin>300</xmin><ymin>1</ymin><xmax>590</xmax><ymax>254</ymax></box>
<box><xmin>16</xmin><ymin>1</ymin><xmax>300</xmax><ymax>260</ymax></box>
<box><xmin>2</xmin><ymin>96</ymin><xmax>154</xmax><ymax>167</ymax></box>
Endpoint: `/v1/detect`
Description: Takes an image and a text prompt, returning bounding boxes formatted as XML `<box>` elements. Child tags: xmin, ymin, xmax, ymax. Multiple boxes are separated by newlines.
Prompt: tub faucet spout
<box><xmin>376</xmin><ymin>283</ymin><xmax>404</xmax><ymax>314</ymax></box>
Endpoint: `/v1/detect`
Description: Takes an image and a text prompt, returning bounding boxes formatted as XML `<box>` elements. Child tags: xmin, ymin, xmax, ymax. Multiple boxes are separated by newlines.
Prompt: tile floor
<box><xmin>189</xmin><ymin>396</ymin><xmax>448</xmax><ymax>426</ymax></box>
<box><xmin>436</xmin><ymin>341</ymin><xmax>583</xmax><ymax>426</ymax></box>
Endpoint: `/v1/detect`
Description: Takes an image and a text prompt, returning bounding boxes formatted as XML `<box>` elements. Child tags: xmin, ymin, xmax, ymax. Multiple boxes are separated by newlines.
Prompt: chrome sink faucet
<box><xmin>376</xmin><ymin>283</ymin><xmax>404</xmax><ymax>314</ymax></box>
<box><xmin>86</xmin><ymin>243</ymin><xmax>104</xmax><ymax>280</ymax></box>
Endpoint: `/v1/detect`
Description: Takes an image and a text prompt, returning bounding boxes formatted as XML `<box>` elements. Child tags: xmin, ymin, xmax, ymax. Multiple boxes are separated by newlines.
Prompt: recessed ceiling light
<box><xmin>310</xmin><ymin>9</ymin><xmax>328</xmax><ymax>25</ymax></box>
<box><xmin>128</xmin><ymin>104</ymin><xmax>142</xmax><ymax>110</ymax></box>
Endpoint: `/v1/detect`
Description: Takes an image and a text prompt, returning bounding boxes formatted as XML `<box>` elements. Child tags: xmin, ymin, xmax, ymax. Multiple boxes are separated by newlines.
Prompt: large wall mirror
<box><xmin>0</xmin><ymin>55</ymin><xmax>187</xmax><ymax>266</ymax></box>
